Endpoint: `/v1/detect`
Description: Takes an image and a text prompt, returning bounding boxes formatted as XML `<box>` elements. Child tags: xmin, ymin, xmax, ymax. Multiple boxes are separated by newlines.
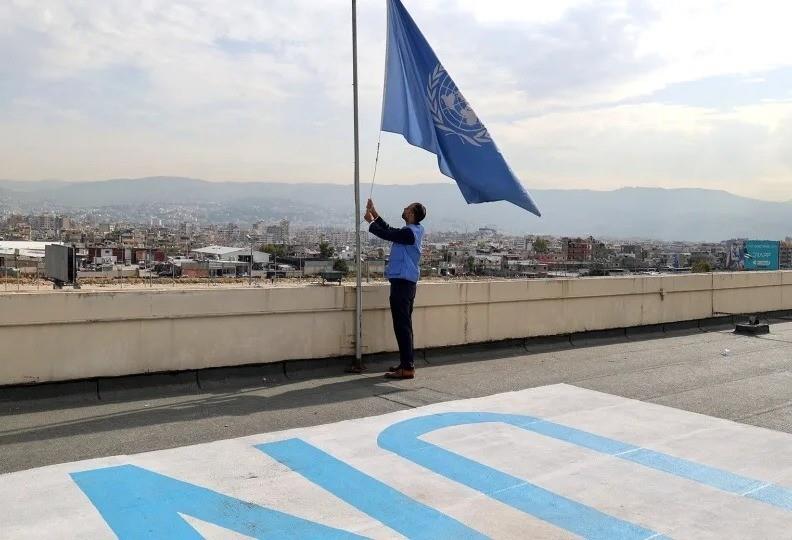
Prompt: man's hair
<box><xmin>411</xmin><ymin>202</ymin><xmax>427</xmax><ymax>223</ymax></box>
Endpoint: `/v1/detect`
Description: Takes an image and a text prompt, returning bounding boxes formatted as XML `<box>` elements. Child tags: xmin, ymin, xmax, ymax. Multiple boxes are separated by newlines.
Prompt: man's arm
<box><xmin>369</xmin><ymin>217</ymin><xmax>416</xmax><ymax>245</ymax></box>
<box><xmin>365</xmin><ymin>199</ymin><xmax>416</xmax><ymax>245</ymax></box>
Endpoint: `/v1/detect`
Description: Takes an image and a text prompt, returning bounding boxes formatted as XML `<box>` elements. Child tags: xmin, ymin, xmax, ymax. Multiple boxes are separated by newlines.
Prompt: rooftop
<box><xmin>191</xmin><ymin>245</ymin><xmax>247</xmax><ymax>256</ymax></box>
<box><xmin>2</xmin><ymin>284</ymin><xmax>791</xmax><ymax>538</ymax></box>
<box><xmin>3</xmin><ymin>321</ymin><xmax>791</xmax><ymax>468</ymax></box>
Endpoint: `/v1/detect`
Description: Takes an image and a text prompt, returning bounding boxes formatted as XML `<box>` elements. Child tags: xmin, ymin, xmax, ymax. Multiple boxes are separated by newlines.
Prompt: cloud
<box><xmin>625</xmin><ymin>66</ymin><xmax>792</xmax><ymax>110</ymax></box>
<box><xmin>490</xmin><ymin>100</ymin><xmax>792</xmax><ymax>200</ymax></box>
<box><xmin>0</xmin><ymin>0</ymin><xmax>791</xmax><ymax>201</ymax></box>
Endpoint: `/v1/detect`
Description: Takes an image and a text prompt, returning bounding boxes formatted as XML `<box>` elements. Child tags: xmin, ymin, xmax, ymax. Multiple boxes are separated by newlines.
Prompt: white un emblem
<box><xmin>428</xmin><ymin>63</ymin><xmax>492</xmax><ymax>146</ymax></box>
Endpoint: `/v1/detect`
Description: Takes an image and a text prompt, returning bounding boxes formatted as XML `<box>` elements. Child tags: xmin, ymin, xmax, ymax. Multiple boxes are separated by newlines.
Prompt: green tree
<box><xmin>319</xmin><ymin>241</ymin><xmax>335</xmax><ymax>259</ymax></box>
<box><xmin>333</xmin><ymin>259</ymin><xmax>349</xmax><ymax>274</ymax></box>
<box><xmin>533</xmin><ymin>238</ymin><xmax>549</xmax><ymax>253</ymax></box>
<box><xmin>261</xmin><ymin>244</ymin><xmax>286</xmax><ymax>258</ymax></box>
<box><xmin>587</xmin><ymin>264</ymin><xmax>606</xmax><ymax>277</ymax></box>
<box><xmin>692</xmin><ymin>260</ymin><xmax>712</xmax><ymax>273</ymax></box>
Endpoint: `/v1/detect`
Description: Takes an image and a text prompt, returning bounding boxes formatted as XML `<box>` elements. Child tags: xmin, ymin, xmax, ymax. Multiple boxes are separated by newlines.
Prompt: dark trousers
<box><xmin>389</xmin><ymin>278</ymin><xmax>417</xmax><ymax>370</ymax></box>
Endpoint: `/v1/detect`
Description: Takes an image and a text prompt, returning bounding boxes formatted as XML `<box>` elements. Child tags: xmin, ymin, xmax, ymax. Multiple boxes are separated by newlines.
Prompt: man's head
<box><xmin>402</xmin><ymin>202</ymin><xmax>427</xmax><ymax>225</ymax></box>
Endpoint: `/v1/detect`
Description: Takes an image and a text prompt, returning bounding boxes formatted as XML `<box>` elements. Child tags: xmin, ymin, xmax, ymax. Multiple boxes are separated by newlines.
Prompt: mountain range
<box><xmin>1</xmin><ymin>177</ymin><xmax>790</xmax><ymax>241</ymax></box>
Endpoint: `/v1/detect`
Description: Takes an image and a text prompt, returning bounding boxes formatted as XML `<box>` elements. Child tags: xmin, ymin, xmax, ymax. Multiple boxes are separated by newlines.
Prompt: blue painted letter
<box><xmin>258</xmin><ymin>438</ymin><xmax>487</xmax><ymax>539</ymax></box>
<box><xmin>70</xmin><ymin>464</ymin><xmax>364</xmax><ymax>539</ymax></box>
<box><xmin>378</xmin><ymin>412</ymin><xmax>665</xmax><ymax>540</ymax></box>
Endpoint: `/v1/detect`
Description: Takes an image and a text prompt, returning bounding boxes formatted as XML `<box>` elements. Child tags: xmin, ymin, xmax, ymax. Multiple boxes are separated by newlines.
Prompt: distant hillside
<box><xmin>0</xmin><ymin>180</ymin><xmax>71</xmax><ymax>193</ymax></box>
<box><xmin>1</xmin><ymin>177</ymin><xmax>791</xmax><ymax>241</ymax></box>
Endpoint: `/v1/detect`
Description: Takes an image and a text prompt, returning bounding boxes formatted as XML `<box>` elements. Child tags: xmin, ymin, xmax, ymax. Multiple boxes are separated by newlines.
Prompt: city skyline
<box><xmin>3</xmin><ymin>176</ymin><xmax>792</xmax><ymax>241</ymax></box>
<box><xmin>2</xmin><ymin>1</ymin><xmax>792</xmax><ymax>201</ymax></box>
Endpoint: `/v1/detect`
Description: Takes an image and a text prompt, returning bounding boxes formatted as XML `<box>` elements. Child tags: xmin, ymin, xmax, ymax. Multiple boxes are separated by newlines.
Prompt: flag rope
<box><xmin>369</xmin><ymin>131</ymin><xmax>383</xmax><ymax>199</ymax></box>
<box><xmin>358</xmin><ymin>131</ymin><xmax>383</xmax><ymax>226</ymax></box>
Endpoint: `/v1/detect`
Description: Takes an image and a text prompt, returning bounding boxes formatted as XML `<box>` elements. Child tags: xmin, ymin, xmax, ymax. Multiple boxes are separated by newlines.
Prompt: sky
<box><xmin>1</xmin><ymin>0</ymin><xmax>792</xmax><ymax>201</ymax></box>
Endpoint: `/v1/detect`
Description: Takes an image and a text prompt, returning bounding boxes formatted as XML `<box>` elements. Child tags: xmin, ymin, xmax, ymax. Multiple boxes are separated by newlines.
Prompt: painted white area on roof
<box><xmin>1</xmin><ymin>384</ymin><xmax>791</xmax><ymax>539</ymax></box>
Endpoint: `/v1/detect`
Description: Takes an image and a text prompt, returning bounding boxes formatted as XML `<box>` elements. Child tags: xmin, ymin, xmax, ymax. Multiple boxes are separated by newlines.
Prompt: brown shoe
<box><xmin>388</xmin><ymin>364</ymin><xmax>420</xmax><ymax>372</ymax></box>
<box><xmin>385</xmin><ymin>368</ymin><xmax>415</xmax><ymax>379</ymax></box>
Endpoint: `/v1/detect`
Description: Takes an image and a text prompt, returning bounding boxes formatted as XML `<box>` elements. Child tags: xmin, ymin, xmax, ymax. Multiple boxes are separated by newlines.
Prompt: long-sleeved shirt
<box><xmin>368</xmin><ymin>216</ymin><xmax>416</xmax><ymax>245</ymax></box>
<box><xmin>368</xmin><ymin>216</ymin><xmax>424</xmax><ymax>282</ymax></box>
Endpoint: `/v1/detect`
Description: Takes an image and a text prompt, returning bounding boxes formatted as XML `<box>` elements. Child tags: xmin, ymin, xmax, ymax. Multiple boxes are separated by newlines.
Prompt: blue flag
<box><xmin>382</xmin><ymin>0</ymin><xmax>541</xmax><ymax>217</ymax></box>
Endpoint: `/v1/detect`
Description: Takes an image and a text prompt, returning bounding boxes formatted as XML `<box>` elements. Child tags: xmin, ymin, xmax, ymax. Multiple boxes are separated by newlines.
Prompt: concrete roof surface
<box><xmin>2</xmin><ymin>320</ymin><xmax>791</xmax><ymax>474</ymax></box>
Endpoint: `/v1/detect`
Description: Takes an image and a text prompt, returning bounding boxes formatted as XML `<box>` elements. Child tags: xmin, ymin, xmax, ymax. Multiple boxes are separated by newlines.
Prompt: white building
<box><xmin>0</xmin><ymin>241</ymin><xmax>62</xmax><ymax>260</ymax></box>
<box><xmin>191</xmin><ymin>245</ymin><xmax>270</xmax><ymax>264</ymax></box>
<box><xmin>0</xmin><ymin>241</ymin><xmax>63</xmax><ymax>274</ymax></box>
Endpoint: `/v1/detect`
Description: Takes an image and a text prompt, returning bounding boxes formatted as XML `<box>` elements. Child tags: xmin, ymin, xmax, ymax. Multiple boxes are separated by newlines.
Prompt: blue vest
<box><xmin>386</xmin><ymin>224</ymin><xmax>424</xmax><ymax>282</ymax></box>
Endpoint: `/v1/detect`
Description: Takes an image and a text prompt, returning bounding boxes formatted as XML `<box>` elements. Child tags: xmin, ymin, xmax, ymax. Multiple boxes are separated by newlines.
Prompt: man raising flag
<box><xmin>349</xmin><ymin>0</ymin><xmax>540</xmax><ymax>376</ymax></box>
<box><xmin>364</xmin><ymin>199</ymin><xmax>426</xmax><ymax>380</ymax></box>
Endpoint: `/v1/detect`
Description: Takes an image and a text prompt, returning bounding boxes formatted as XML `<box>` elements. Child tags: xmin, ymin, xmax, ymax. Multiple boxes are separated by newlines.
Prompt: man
<box><xmin>364</xmin><ymin>199</ymin><xmax>426</xmax><ymax>379</ymax></box>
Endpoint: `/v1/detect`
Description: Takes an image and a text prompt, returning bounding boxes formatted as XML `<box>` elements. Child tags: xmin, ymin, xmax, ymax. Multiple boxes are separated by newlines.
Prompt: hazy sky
<box><xmin>2</xmin><ymin>0</ymin><xmax>792</xmax><ymax>200</ymax></box>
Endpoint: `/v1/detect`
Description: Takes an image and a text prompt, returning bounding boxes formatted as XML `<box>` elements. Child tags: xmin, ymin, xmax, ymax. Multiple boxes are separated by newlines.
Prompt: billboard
<box><xmin>725</xmin><ymin>242</ymin><xmax>745</xmax><ymax>271</ymax></box>
<box><xmin>744</xmin><ymin>240</ymin><xmax>780</xmax><ymax>271</ymax></box>
<box><xmin>44</xmin><ymin>244</ymin><xmax>77</xmax><ymax>284</ymax></box>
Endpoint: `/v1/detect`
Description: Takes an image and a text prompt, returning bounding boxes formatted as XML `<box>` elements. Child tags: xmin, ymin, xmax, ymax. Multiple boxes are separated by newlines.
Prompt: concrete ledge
<box><xmin>3</xmin><ymin>272</ymin><xmax>792</xmax><ymax>385</ymax></box>
<box><xmin>2</xmin><ymin>311</ymin><xmax>789</xmax><ymax>401</ymax></box>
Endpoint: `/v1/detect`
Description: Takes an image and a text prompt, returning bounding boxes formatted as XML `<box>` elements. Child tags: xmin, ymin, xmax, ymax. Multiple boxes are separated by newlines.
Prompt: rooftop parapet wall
<box><xmin>2</xmin><ymin>272</ymin><xmax>791</xmax><ymax>385</ymax></box>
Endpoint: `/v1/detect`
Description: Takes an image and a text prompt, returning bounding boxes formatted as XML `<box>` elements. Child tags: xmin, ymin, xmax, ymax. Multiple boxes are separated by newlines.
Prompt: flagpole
<box><xmin>352</xmin><ymin>0</ymin><xmax>363</xmax><ymax>369</ymax></box>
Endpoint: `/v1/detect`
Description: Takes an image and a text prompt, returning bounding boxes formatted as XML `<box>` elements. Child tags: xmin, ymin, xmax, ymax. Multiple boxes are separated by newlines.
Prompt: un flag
<box><xmin>382</xmin><ymin>0</ymin><xmax>541</xmax><ymax>217</ymax></box>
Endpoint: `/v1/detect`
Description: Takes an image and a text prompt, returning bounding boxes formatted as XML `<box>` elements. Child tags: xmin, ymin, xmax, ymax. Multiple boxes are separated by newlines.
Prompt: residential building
<box><xmin>562</xmin><ymin>237</ymin><xmax>592</xmax><ymax>262</ymax></box>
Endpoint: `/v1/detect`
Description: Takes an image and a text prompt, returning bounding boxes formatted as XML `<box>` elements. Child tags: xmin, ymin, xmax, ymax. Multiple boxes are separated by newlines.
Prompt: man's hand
<box><xmin>366</xmin><ymin>199</ymin><xmax>379</xmax><ymax>219</ymax></box>
<box><xmin>364</xmin><ymin>210</ymin><xmax>374</xmax><ymax>223</ymax></box>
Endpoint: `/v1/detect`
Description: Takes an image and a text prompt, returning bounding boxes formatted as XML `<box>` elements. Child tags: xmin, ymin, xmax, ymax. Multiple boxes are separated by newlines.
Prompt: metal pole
<box><xmin>352</xmin><ymin>0</ymin><xmax>363</xmax><ymax>369</ymax></box>
<box><xmin>249</xmin><ymin>239</ymin><xmax>253</xmax><ymax>286</ymax></box>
